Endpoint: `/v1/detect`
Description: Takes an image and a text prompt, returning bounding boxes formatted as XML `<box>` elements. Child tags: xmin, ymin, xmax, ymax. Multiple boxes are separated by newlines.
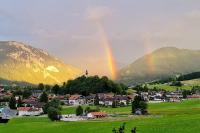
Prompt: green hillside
<box><xmin>182</xmin><ymin>79</ymin><xmax>200</xmax><ymax>86</ymax></box>
<box><xmin>118</xmin><ymin>47</ymin><xmax>200</xmax><ymax>85</ymax></box>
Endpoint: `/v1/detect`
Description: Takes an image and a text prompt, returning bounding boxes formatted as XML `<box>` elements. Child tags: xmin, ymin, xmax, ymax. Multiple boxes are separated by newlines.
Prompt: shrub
<box><xmin>76</xmin><ymin>106</ymin><xmax>83</xmax><ymax>116</ymax></box>
<box><xmin>132</xmin><ymin>95</ymin><xmax>148</xmax><ymax>115</ymax></box>
<box><xmin>47</xmin><ymin>107</ymin><xmax>61</xmax><ymax>121</ymax></box>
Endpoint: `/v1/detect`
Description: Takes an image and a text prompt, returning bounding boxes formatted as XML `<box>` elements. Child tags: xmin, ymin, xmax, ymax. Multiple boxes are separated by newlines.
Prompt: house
<box><xmin>31</xmin><ymin>90</ymin><xmax>43</xmax><ymax>98</ymax></box>
<box><xmin>166</xmin><ymin>91</ymin><xmax>183</xmax><ymax>102</ymax></box>
<box><xmin>68</xmin><ymin>95</ymin><xmax>85</xmax><ymax>106</ymax></box>
<box><xmin>0</xmin><ymin>107</ymin><xmax>17</xmax><ymax>117</ymax></box>
<box><xmin>56</xmin><ymin>95</ymin><xmax>69</xmax><ymax>105</ymax></box>
<box><xmin>17</xmin><ymin>107</ymin><xmax>43</xmax><ymax>116</ymax></box>
<box><xmin>127</xmin><ymin>94</ymin><xmax>137</xmax><ymax>102</ymax></box>
<box><xmin>22</xmin><ymin>96</ymin><xmax>43</xmax><ymax>107</ymax></box>
<box><xmin>135</xmin><ymin>108</ymin><xmax>142</xmax><ymax>115</ymax></box>
<box><xmin>149</xmin><ymin>93</ymin><xmax>164</xmax><ymax>103</ymax></box>
<box><xmin>187</xmin><ymin>94</ymin><xmax>200</xmax><ymax>99</ymax></box>
<box><xmin>140</xmin><ymin>92</ymin><xmax>149</xmax><ymax>101</ymax></box>
<box><xmin>98</xmin><ymin>93</ymin><xmax>114</xmax><ymax>106</ymax></box>
<box><xmin>87</xmin><ymin>112</ymin><xmax>107</xmax><ymax>119</ymax></box>
<box><xmin>86</xmin><ymin>94</ymin><xmax>95</xmax><ymax>105</ymax></box>
<box><xmin>15</xmin><ymin>95</ymin><xmax>23</xmax><ymax>101</ymax></box>
<box><xmin>114</xmin><ymin>95</ymin><xmax>129</xmax><ymax>105</ymax></box>
<box><xmin>48</xmin><ymin>94</ymin><xmax>56</xmax><ymax>101</ymax></box>
<box><xmin>103</xmin><ymin>97</ymin><xmax>114</xmax><ymax>106</ymax></box>
<box><xmin>98</xmin><ymin>94</ymin><xmax>130</xmax><ymax>106</ymax></box>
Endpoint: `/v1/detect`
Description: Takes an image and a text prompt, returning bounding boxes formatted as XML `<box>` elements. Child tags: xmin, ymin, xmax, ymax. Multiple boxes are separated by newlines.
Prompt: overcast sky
<box><xmin>1</xmin><ymin>0</ymin><xmax>200</xmax><ymax>76</ymax></box>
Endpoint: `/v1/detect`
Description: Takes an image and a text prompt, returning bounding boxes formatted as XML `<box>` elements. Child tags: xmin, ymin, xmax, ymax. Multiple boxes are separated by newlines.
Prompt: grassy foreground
<box><xmin>1</xmin><ymin>100</ymin><xmax>200</xmax><ymax>133</ymax></box>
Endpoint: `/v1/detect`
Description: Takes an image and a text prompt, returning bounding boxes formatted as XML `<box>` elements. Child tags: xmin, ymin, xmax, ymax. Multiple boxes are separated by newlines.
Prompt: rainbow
<box><xmin>97</xmin><ymin>23</ymin><xmax>118</xmax><ymax>80</ymax></box>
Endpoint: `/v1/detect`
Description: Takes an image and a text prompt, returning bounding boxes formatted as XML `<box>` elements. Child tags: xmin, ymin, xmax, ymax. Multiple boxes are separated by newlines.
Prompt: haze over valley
<box><xmin>1</xmin><ymin>1</ymin><xmax>200</xmax><ymax>133</ymax></box>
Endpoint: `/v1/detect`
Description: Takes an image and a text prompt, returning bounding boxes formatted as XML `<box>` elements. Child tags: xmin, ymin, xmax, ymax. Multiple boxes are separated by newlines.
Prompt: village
<box><xmin>1</xmin><ymin>84</ymin><xmax>200</xmax><ymax>122</ymax></box>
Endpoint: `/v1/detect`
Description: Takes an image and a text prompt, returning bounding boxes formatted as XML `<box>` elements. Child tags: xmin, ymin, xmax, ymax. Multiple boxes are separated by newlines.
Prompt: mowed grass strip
<box><xmin>61</xmin><ymin>99</ymin><xmax>200</xmax><ymax>116</ymax></box>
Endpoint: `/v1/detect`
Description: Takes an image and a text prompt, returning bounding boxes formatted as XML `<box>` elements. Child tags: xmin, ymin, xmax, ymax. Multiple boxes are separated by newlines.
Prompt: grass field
<box><xmin>148</xmin><ymin>84</ymin><xmax>192</xmax><ymax>91</ymax></box>
<box><xmin>182</xmin><ymin>79</ymin><xmax>200</xmax><ymax>86</ymax></box>
<box><xmin>61</xmin><ymin>100</ymin><xmax>200</xmax><ymax>116</ymax></box>
<box><xmin>1</xmin><ymin>100</ymin><xmax>200</xmax><ymax>133</ymax></box>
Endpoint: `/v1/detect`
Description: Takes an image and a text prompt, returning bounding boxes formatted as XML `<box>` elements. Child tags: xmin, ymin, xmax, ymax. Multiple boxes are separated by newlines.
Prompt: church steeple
<box><xmin>85</xmin><ymin>70</ymin><xmax>88</xmax><ymax>77</ymax></box>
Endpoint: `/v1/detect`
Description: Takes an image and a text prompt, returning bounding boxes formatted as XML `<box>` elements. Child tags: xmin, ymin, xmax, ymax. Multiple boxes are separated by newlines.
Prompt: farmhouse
<box><xmin>17</xmin><ymin>107</ymin><xmax>43</xmax><ymax>116</ymax></box>
<box><xmin>87</xmin><ymin>112</ymin><xmax>107</xmax><ymax>119</ymax></box>
<box><xmin>187</xmin><ymin>94</ymin><xmax>200</xmax><ymax>99</ymax></box>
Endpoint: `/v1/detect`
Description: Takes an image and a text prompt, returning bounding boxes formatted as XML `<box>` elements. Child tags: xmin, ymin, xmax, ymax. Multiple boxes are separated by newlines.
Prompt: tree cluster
<box><xmin>132</xmin><ymin>95</ymin><xmax>148</xmax><ymax>115</ymax></box>
<box><xmin>177</xmin><ymin>72</ymin><xmax>200</xmax><ymax>81</ymax></box>
<box><xmin>60</xmin><ymin>75</ymin><xmax>128</xmax><ymax>96</ymax></box>
<box><xmin>44</xmin><ymin>99</ymin><xmax>62</xmax><ymax>121</ymax></box>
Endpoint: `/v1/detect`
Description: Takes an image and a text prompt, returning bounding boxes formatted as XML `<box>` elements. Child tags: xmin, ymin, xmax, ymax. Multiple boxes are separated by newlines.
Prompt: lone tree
<box><xmin>38</xmin><ymin>83</ymin><xmax>45</xmax><ymax>90</ymax></box>
<box><xmin>17</xmin><ymin>96</ymin><xmax>23</xmax><ymax>107</ymax></box>
<box><xmin>47</xmin><ymin>107</ymin><xmax>61</xmax><ymax>121</ymax></box>
<box><xmin>132</xmin><ymin>95</ymin><xmax>148</xmax><ymax>115</ymax></box>
<box><xmin>9</xmin><ymin>96</ymin><xmax>17</xmax><ymax>109</ymax></box>
<box><xmin>43</xmin><ymin>99</ymin><xmax>61</xmax><ymax>114</ymax></box>
<box><xmin>76</xmin><ymin>106</ymin><xmax>83</xmax><ymax>116</ymax></box>
<box><xmin>40</xmin><ymin>92</ymin><xmax>48</xmax><ymax>103</ymax></box>
<box><xmin>85</xmin><ymin>106</ymin><xmax>91</xmax><ymax>114</ymax></box>
<box><xmin>94</xmin><ymin>94</ymin><xmax>99</xmax><ymax>105</ymax></box>
<box><xmin>112</xmin><ymin>100</ymin><xmax>117</xmax><ymax>108</ymax></box>
<box><xmin>52</xmin><ymin>84</ymin><xmax>60</xmax><ymax>95</ymax></box>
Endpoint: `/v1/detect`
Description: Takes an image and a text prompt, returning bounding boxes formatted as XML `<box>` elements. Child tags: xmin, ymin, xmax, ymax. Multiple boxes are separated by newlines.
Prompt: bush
<box><xmin>9</xmin><ymin>96</ymin><xmax>17</xmax><ymax>109</ymax></box>
<box><xmin>39</xmin><ymin>92</ymin><xmax>48</xmax><ymax>103</ymax></box>
<box><xmin>76</xmin><ymin>106</ymin><xmax>83</xmax><ymax>116</ymax></box>
<box><xmin>43</xmin><ymin>99</ymin><xmax>62</xmax><ymax>114</ymax></box>
<box><xmin>112</xmin><ymin>101</ymin><xmax>117</xmax><ymax>108</ymax></box>
<box><xmin>47</xmin><ymin>107</ymin><xmax>61</xmax><ymax>121</ymax></box>
<box><xmin>85</xmin><ymin>106</ymin><xmax>100</xmax><ymax>114</ymax></box>
<box><xmin>132</xmin><ymin>95</ymin><xmax>148</xmax><ymax>115</ymax></box>
<box><xmin>120</xmin><ymin>102</ymin><xmax>125</xmax><ymax>107</ymax></box>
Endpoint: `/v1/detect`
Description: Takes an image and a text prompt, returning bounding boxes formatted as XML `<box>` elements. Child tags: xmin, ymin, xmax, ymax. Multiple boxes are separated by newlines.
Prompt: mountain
<box><xmin>118</xmin><ymin>47</ymin><xmax>200</xmax><ymax>85</ymax></box>
<box><xmin>0</xmin><ymin>41</ymin><xmax>82</xmax><ymax>85</ymax></box>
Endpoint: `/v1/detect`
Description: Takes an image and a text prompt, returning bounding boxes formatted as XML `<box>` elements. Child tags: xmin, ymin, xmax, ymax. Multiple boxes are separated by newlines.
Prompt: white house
<box><xmin>68</xmin><ymin>95</ymin><xmax>85</xmax><ymax>106</ymax></box>
<box><xmin>17</xmin><ymin>107</ymin><xmax>43</xmax><ymax>116</ymax></box>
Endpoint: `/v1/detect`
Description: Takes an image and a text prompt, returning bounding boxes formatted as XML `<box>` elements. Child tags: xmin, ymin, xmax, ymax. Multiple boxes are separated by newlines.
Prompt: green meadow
<box><xmin>148</xmin><ymin>84</ymin><xmax>192</xmax><ymax>91</ymax></box>
<box><xmin>1</xmin><ymin>100</ymin><xmax>200</xmax><ymax>133</ymax></box>
<box><xmin>182</xmin><ymin>79</ymin><xmax>200</xmax><ymax>86</ymax></box>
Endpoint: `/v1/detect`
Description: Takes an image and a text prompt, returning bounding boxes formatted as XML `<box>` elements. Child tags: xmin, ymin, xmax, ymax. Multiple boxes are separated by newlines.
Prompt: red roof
<box><xmin>17</xmin><ymin>107</ymin><xmax>31</xmax><ymax>111</ymax></box>
<box><xmin>69</xmin><ymin>95</ymin><xmax>81</xmax><ymax>100</ymax></box>
<box><xmin>188</xmin><ymin>95</ymin><xmax>200</xmax><ymax>98</ymax></box>
<box><xmin>90</xmin><ymin>112</ymin><xmax>107</xmax><ymax>116</ymax></box>
<box><xmin>17</xmin><ymin>107</ymin><xmax>40</xmax><ymax>111</ymax></box>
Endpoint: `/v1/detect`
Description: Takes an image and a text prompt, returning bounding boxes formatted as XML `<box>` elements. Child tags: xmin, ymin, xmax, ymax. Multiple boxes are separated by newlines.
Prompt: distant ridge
<box><xmin>118</xmin><ymin>47</ymin><xmax>200</xmax><ymax>85</ymax></box>
<box><xmin>0</xmin><ymin>41</ymin><xmax>82</xmax><ymax>85</ymax></box>
<box><xmin>0</xmin><ymin>78</ymin><xmax>35</xmax><ymax>87</ymax></box>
